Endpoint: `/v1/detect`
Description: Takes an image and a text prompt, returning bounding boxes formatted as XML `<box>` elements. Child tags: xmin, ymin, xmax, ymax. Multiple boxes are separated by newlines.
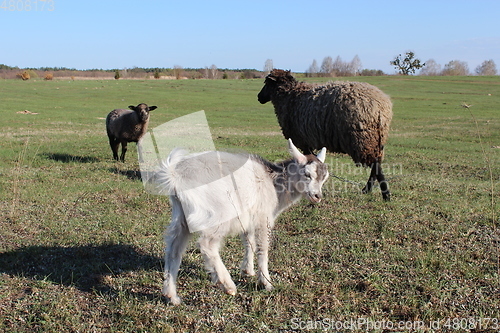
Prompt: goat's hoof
<box><xmin>225</xmin><ymin>289</ymin><xmax>237</xmax><ymax>296</ymax></box>
<box><xmin>241</xmin><ymin>269</ymin><xmax>256</xmax><ymax>277</ymax></box>
<box><xmin>163</xmin><ymin>294</ymin><xmax>181</xmax><ymax>305</ymax></box>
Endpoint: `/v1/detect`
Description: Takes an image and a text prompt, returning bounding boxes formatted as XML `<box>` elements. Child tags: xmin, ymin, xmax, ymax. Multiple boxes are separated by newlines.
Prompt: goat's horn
<box><xmin>317</xmin><ymin>147</ymin><xmax>327</xmax><ymax>163</ymax></box>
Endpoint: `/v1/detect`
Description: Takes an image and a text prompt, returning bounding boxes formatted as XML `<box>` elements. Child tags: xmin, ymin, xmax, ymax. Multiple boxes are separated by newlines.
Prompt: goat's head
<box><xmin>257</xmin><ymin>69</ymin><xmax>296</xmax><ymax>104</ymax></box>
<box><xmin>287</xmin><ymin>139</ymin><xmax>329</xmax><ymax>203</ymax></box>
<box><xmin>129</xmin><ymin>103</ymin><xmax>157</xmax><ymax>122</ymax></box>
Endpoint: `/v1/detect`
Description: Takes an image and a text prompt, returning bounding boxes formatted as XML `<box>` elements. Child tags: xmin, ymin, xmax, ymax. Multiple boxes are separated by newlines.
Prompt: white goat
<box><xmin>156</xmin><ymin>139</ymin><xmax>328</xmax><ymax>305</ymax></box>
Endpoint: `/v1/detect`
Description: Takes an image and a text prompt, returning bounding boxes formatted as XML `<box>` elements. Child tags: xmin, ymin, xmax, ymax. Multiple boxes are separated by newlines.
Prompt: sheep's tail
<box><xmin>155</xmin><ymin>148</ymin><xmax>189</xmax><ymax>196</ymax></box>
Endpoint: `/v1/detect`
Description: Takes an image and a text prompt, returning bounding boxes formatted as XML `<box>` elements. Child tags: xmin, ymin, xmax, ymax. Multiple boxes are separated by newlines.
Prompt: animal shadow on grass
<box><xmin>46</xmin><ymin>153</ymin><xmax>100</xmax><ymax>163</ymax></box>
<box><xmin>0</xmin><ymin>244</ymin><xmax>161</xmax><ymax>298</ymax></box>
<box><xmin>110</xmin><ymin>167</ymin><xmax>142</xmax><ymax>181</ymax></box>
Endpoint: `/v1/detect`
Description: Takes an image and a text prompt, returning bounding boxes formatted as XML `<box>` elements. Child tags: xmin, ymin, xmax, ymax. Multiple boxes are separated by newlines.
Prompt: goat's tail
<box><xmin>155</xmin><ymin>148</ymin><xmax>189</xmax><ymax>196</ymax></box>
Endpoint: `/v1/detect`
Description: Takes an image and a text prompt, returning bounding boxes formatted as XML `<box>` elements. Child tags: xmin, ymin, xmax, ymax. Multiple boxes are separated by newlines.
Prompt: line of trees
<box><xmin>305</xmin><ymin>55</ymin><xmax>367</xmax><ymax>77</ymax></box>
<box><xmin>0</xmin><ymin>64</ymin><xmax>263</xmax><ymax>80</ymax></box>
<box><xmin>1</xmin><ymin>54</ymin><xmax>498</xmax><ymax>80</ymax></box>
<box><xmin>419</xmin><ymin>59</ymin><xmax>497</xmax><ymax>76</ymax></box>
<box><xmin>391</xmin><ymin>51</ymin><xmax>498</xmax><ymax>76</ymax></box>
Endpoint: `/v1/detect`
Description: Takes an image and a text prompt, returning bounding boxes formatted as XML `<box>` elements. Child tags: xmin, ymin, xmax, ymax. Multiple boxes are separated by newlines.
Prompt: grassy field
<box><xmin>0</xmin><ymin>76</ymin><xmax>499</xmax><ymax>332</ymax></box>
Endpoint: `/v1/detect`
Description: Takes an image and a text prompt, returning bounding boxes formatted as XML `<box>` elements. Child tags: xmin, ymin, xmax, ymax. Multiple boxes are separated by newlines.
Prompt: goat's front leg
<box><xmin>199</xmin><ymin>235</ymin><xmax>237</xmax><ymax>295</ymax></box>
<box><xmin>256</xmin><ymin>224</ymin><xmax>273</xmax><ymax>291</ymax></box>
<box><xmin>240</xmin><ymin>230</ymin><xmax>256</xmax><ymax>277</ymax></box>
<box><xmin>163</xmin><ymin>199</ymin><xmax>191</xmax><ymax>305</ymax></box>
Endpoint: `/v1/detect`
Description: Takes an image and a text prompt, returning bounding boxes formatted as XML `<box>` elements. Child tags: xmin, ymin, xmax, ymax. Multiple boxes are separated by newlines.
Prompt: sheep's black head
<box><xmin>129</xmin><ymin>103</ymin><xmax>157</xmax><ymax>122</ymax></box>
<box><xmin>257</xmin><ymin>69</ymin><xmax>297</xmax><ymax>104</ymax></box>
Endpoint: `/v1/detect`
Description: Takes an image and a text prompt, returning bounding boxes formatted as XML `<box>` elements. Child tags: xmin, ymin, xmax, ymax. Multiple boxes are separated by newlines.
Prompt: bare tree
<box><xmin>349</xmin><ymin>55</ymin><xmax>362</xmax><ymax>76</ymax></box>
<box><xmin>306</xmin><ymin>59</ymin><xmax>319</xmax><ymax>77</ymax></box>
<box><xmin>320</xmin><ymin>56</ymin><xmax>333</xmax><ymax>77</ymax></box>
<box><xmin>442</xmin><ymin>60</ymin><xmax>469</xmax><ymax>76</ymax></box>
<box><xmin>209</xmin><ymin>64</ymin><xmax>219</xmax><ymax>79</ymax></box>
<box><xmin>419</xmin><ymin>59</ymin><xmax>441</xmax><ymax>76</ymax></box>
<box><xmin>263</xmin><ymin>59</ymin><xmax>274</xmax><ymax>75</ymax></box>
<box><xmin>475</xmin><ymin>59</ymin><xmax>497</xmax><ymax>76</ymax></box>
<box><xmin>173</xmin><ymin>65</ymin><xmax>183</xmax><ymax>79</ymax></box>
<box><xmin>332</xmin><ymin>56</ymin><xmax>346</xmax><ymax>76</ymax></box>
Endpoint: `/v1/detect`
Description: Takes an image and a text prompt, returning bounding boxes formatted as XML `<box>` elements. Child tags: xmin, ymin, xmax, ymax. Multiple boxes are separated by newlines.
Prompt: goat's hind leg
<box><xmin>163</xmin><ymin>198</ymin><xmax>191</xmax><ymax>305</ymax></box>
<box><xmin>199</xmin><ymin>234</ymin><xmax>237</xmax><ymax>296</ymax></box>
<box><xmin>240</xmin><ymin>230</ymin><xmax>256</xmax><ymax>277</ymax></box>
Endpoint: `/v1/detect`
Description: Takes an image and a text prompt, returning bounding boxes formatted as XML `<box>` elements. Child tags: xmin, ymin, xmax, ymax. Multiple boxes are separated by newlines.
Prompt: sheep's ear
<box><xmin>128</xmin><ymin>105</ymin><xmax>136</xmax><ymax>110</ymax></box>
<box><xmin>288</xmin><ymin>139</ymin><xmax>307</xmax><ymax>165</ymax></box>
<box><xmin>316</xmin><ymin>147</ymin><xmax>327</xmax><ymax>163</ymax></box>
<box><xmin>149</xmin><ymin>106</ymin><xmax>157</xmax><ymax>111</ymax></box>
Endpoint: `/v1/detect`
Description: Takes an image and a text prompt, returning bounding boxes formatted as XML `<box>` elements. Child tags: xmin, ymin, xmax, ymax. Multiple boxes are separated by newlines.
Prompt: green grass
<box><xmin>1</xmin><ymin>76</ymin><xmax>499</xmax><ymax>332</ymax></box>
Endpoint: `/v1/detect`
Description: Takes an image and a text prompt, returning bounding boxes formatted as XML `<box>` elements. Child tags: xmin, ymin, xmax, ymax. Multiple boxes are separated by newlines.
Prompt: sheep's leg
<box><xmin>376</xmin><ymin>165</ymin><xmax>390</xmax><ymax>201</ymax></box>
<box><xmin>240</xmin><ymin>230</ymin><xmax>256</xmax><ymax>277</ymax></box>
<box><xmin>362</xmin><ymin>162</ymin><xmax>390</xmax><ymax>201</ymax></box>
<box><xmin>198</xmin><ymin>235</ymin><xmax>237</xmax><ymax>295</ymax></box>
<box><xmin>362</xmin><ymin>162</ymin><xmax>378</xmax><ymax>195</ymax></box>
<box><xmin>109</xmin><ymin>137</ymin><xmax>120</xmax><ymax>161</ymax></box>
<box><xmin>119</xmin><ymin>141</ymin><xmax>128</xmax><ymax>162</ymax></box>
<box><xmin>163</xmin><ymin>198</ymin><xmax>191</xmax><ymax>305</ymax></box>
<box><xmin>256</xmin><ymin>224</ymin><xmax>273</xmax><ymax>291</ymax></box>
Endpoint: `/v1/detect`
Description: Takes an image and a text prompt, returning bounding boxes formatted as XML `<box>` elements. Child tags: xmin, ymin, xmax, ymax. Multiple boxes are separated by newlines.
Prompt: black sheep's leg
<box><xmin>120</xmin><ymin>141</ymin><xmax>128</xmax><ymax>162</ymax></box>
<box><xmin>362</xmin><ymin>163</ymin><xmax>378</xmax><ymax>195</ymax></box>
<box><xmin>109</xmin><ymin>137</ymin><xmax>120</xmax><ymax>161</ymax></box>
<box><xmin>376</xmin><ymin>164</ymin><xmax>390</xmax><ymax>201</ymax></box>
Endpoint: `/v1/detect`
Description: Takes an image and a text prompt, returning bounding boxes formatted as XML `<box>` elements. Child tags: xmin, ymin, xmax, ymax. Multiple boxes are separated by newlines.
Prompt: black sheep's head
<box><xmin>129</xmin><ymin>103</ymin><xmax>157</xmax><ymax>122</ymax></box>
<box><xmin>257</xmin><ymin>69</ymin><xmax>296</xmax><ymax>104</ymax></box>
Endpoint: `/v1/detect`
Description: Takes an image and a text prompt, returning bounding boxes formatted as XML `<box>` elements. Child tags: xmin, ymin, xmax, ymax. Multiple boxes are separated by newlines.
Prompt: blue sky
<box><xmin>1</xmin><ymin>0</ymin><xmax>499</xmax><ymax>74</ymax></box>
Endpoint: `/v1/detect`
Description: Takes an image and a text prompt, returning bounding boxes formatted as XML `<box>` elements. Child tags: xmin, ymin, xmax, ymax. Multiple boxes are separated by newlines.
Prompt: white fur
<box><xmin>158</xmin><ymin>140</ymin><xmax>328</xmax><ymax>305</ymax></box>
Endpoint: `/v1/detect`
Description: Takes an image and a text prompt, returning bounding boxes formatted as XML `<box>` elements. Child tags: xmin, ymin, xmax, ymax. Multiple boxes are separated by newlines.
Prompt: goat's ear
<box><xmin>128</xmin><ymin>105</ymin><xmax>136</xmax><ymax>110</ymax></box>
<box><xmin>317</xmin><ymin>147</ymin><xmax>327</xmax><ymax>163</ymax></box>
<box><xmin>149</xmin><ymin>106</ymin><xmax>157</xmax><ymax>111</ymax></box>
<box><xmin>288</xmin><ymin>139</ymin><xmax>308</xmax><ymax>164</ymax></box>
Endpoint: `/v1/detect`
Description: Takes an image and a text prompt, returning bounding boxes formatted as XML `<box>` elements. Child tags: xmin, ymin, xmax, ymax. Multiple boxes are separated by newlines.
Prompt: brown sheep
<box><xmin>258</xmin><ymin>69</ymin><xmax>393</xmax><ymax>201</ymax></box>
<box><xmin>106</xmin><ymin>103</ymin><xmax>157</xmax><ymax>162</ymax></box>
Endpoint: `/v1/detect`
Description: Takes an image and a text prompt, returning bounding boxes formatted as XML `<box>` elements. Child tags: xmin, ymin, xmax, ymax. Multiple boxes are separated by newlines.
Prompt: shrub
<box><xmin>17</xmin><ymin>71</ymin><xmax>30</xmax><ymax>80</ymax></box>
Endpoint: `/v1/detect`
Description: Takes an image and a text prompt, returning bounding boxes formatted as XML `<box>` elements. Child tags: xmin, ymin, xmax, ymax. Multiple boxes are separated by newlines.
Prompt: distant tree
<box><xmin>390</xmin><ymin>51</ymin><xmax>425</xmax><ymax>75</ymax></box>
<box><xmin>475</xmin><ymin>59</ymin><xmax>497</xmax><ymax>76</ymax></box>
<box><xmin>209</xmin><ymin>64</ymin><xmax>219</xmax><ymax>79</ymax></box>
<box><xmin>349</xmin><ymin>55</ymin><xmax>362</xmax><ymax>76</ymax></box>
<box><xmin>173</xmin><ymin>65</ymin><xmax>183</xmax><ymax>79</ymax></box>
<box><xmin>263</xmin><ymin>59</ymin><xmax>273</xmax><ymax>75</ymax></box>
<box><xmin>306</xmin><ymin>59</ymin><xmax>319</xmax><ymax>77</ymax></box>
<box><xmin>153</xmin><ymin>71</ymin><xmax>161</xmax><ymax>79</ymax></box>
<box><xmin>332</xmin><ymin>56</ymin><xmax>346</xmax><ymax>76</ymax></box>
<box><xmin>442</xmin><ymin>60</ymin><xmax>469</xmax><ymax>76</ymax></box>
<box><xmin>114</xmin><ymin>70</ymin><xmax>120</xmax><ymax>80</ymax></box>
<box><xmin>419</xmin><ymin>59</ymin><xmax>441</xmax><ymax>76</ymax></box>
<box><xmin>320</xmin><ymin>56</ymin><xmax>333</xmax><ymax>77</ymax></box>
